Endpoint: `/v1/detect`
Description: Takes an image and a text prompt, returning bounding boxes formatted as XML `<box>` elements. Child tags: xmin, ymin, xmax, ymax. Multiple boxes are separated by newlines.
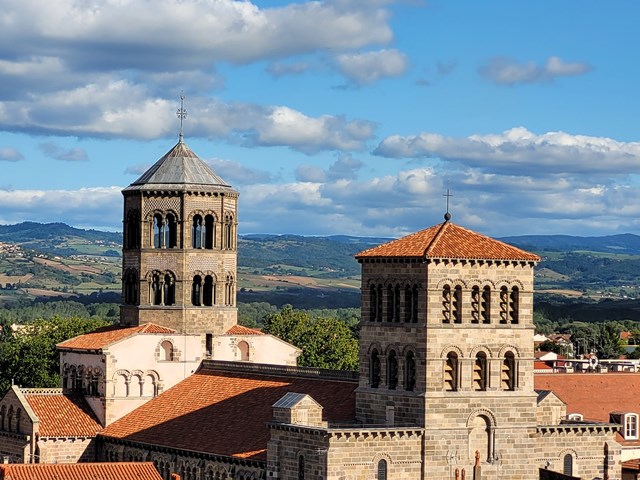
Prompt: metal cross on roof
<box><xmin>443</xmin><ymin>188</ymin><xmax>452</xmax><ymax>221</ymax></box>
<box><xmin>177</xmin><ymin>92</ymin><xmax>188</xmax><ymax>143</ymax></box>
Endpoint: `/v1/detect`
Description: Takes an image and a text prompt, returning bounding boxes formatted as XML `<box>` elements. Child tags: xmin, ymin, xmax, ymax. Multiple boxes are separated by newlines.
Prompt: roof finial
<box><xmin>443</xmin><ymin>188</ymin><xmax>452</xmax><ymax>221</ymax></box>
<box><xmin>176</xmin><ymin>91</ymin><xmax>188</xmax><ymax>143</ymax></box>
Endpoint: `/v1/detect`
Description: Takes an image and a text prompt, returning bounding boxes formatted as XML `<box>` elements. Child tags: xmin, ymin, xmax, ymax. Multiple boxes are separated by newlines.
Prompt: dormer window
<box><xmin>610</xmin><ymin>412</ymin><xmax>639</xmax><ymax>440</ymax></box>
<box><xmin>626</xmin><ymin>413</ymin><xmax>639</xmax><ymax>440</ymax></box>
<box><xmin>566</xmin><ymin>413</ymin><xmax>583</xmax><ymax>421</ymax></box>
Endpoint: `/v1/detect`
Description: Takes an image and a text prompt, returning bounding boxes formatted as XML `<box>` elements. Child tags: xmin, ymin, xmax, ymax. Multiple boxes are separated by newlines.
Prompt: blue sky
<box><xmin>1</xmin><ymin>0</ymin><xmax>639</xmax><ymax>238</ymax></box>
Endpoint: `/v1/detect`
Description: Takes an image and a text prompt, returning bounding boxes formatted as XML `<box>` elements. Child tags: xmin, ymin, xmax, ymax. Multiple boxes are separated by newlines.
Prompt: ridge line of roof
<box><xmin>423</xmin><ymin>220</ymin><xmax>449</xmax><ymax>257</ymax></box>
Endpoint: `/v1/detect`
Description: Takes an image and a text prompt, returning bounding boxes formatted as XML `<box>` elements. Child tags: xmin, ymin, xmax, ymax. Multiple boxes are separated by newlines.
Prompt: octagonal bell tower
<box><xmin>120</xmin><ymin>135</ymin><xmax>239</xmax><ymax>335</ymax></box>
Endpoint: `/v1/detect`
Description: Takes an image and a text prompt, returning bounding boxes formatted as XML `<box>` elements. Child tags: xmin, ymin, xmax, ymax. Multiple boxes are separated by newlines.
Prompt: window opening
<box><xmin>442</xmin><ymin>285</ymin><xmax>452</xmax><ymax>323</ymax></box>
<box><xmin>471</xmin><ymin>286</ymin><xmax>480</xmax><ymax>323</ymax></box>
<box><xmin>377</xmin><ymin>459</ymin><xmax>387</xmax><ymax>480</ymax></box>
<box><xmin>509</xmin><ymin>286</ymin><xmax>519</xmax><ymax>324</ymax></box>
<box><xmin>474</xmin><ymin>352</ymin><xmax>488</xmax><ymax>391</ymax></box>
<box><xmin>387</xmin><ymin>350</ymin><xmax>398</xmax><ymax>390</ymax></box>
<box><xmin>563</xmin><ymin>454</ymin><xmax>573</xmax><ymax>476</ymax></box>
<box><xmin>370</xmin><ymin>349</ymin><xmax>381</xmax><ymax>388</ymax></box>
<box><xmin>499</xmin><ymin>286</ymin><xmax>509</xmax><ymax>324</ymax></box>
<box><xmin>501</xmin><ymin>352</ymin><xmax>516</xmax><ymax>391</ymax></box>
<box><xmin>445</xmin><ymin>352</ymin><xmax>458</xmax><ymax>391</ymax></box>
<box><xmin>405</xmin><ymin>351</ymin><xmax>416</xmax><ymax>391</ymax></box>
<box><xmin>204</xmin><ymin>215</ymin><xmax>215</xmax><ymax>249</ymax></box>
<box><xmin>203</xmin><ymin>275</ymin><xmax>215</xmax><ymax>306</ymax></box>
<box><xmin>163</xmin><ymin>274</ymin><xmax>175</xmax><ymax>306</ymax></box>
<box><xmin>192</xmin><ymin>275</ymin><xmax>202</xmax><ymax>306</ymax></box>
<box><xmin>453</xmin><ymin>285</ymin><xmax>462</xmax><ymax>323</ymax></box>
<box><xmin>165</xmin><ymin>213</ymin><xmax>177</xmax><ymax>248</ymax></box>
<box><xmin>192</xmin><ymin>215</ymin><xmax>203</xmax><ymax>249</ymax></box>
<box><xmin>481</xmin><ymin>286</ymin><xmax>491</xmax><ymax>324</ymax></box>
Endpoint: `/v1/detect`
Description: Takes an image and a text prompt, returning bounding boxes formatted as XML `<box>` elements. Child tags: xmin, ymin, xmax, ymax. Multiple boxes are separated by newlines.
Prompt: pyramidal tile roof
<box><xmin>21</xmin><ymin>389</ymin><xmax>102</xmax><ymax>437</ymax></box>
<box><xmin>124</xmin><ymin>140</ymin><xmax>236</xmax><ymax>192</ymax></box>
<box><xmin>225</xmin><ymin>325</ymin><xmax>265</xmax><ymax>335</ymax></box>
<box><xmin>0</xmin><ymin>462</ymin><xmax>162</xmax><ymax>480</ymax></box>
<box><xmin>355</xmin><ymin>220</ymin><xmax>540</xmax><ymax>262</ymax></box>
<box><xmin>57</xmin><ymin>323</ymin><xmax>176</xmax><ymax>351</ymax></box>
<box><xmin>100</xmin><ymin>366</ymin><xmax>357</xmax><ymax>461</ymax></box>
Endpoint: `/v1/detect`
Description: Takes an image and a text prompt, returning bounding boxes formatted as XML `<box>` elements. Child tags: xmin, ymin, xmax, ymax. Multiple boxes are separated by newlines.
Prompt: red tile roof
<box><xmin>22</xmin><ymin>391</ymin><xmax>102</xmax><ymax>437</ymax></box>
<box><xmin>225</xmin><ymin>325</ymin><xmax>264</xmax><ymax>335</ymax></box>
<box><xmin>535</xmin><ymin>373</ymin><xmax>640</xmax><ymax>423</ymax></box>
<box><xmin>355</xmin><ymin>221</ymin><xmax>540</xmax><ymax>262</ymax></box>
<box><xmin>0</xmin><ymin>462</ymin><xmax>162</xmax><ymax>480</ymax></box>
<box><xmin>57</xmin><ymin>323</ymin><xmax>176</xmax><ymax>351</ymax></box>
<box><xmin>101</xmin><ymin>366</ymin><xmax>357</xmax><ymax>461</ymax></box>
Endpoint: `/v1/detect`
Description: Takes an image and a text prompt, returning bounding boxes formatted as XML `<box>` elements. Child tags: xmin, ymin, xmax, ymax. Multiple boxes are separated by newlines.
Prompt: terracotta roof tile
<box><xmin>355</xmin><ymin>221</ymin><xmax>540</xmax><ymax>262</ymax></box>
<box><xmin>57</xmin><ymin>323</ymin><xmax>176</xmax><ymax>351</ymax></box>
<box><xmin>23</xmin><ymin>391</ymin><xmax>102</xmax><ymax>437</ymax></box>
<box><xmin>0</xmin><ymin>462</ymin><xmax>162</xmax><ymax>480</ymax></box>
<box><xmin>101</xmin><ymin>367</ymin><xmax>356</xmax><ymax>461</ymax></box>
<box><xmin>225</xmin><ymin>325</ymin><xmax>264</xmax><ymax>335</ymax></box>
<box><xmin>535</xmin><ymin>373</ymin><xmax>640</xmax><ymax>423</ymax></box>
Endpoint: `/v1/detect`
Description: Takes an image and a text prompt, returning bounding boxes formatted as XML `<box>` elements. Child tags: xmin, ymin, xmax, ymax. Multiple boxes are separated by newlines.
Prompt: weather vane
<box><xmin>176</xmin><ymin>91</ymin><xmax>188</xmax><ymax>143</ymax></box>
<box><xmin>443</xmin><ymin>188</ymin><xmax>452</xmax><ymax>221</ymax></box>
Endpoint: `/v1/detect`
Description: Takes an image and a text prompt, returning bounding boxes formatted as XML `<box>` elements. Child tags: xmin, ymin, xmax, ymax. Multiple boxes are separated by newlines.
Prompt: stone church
<box><xmin>0</xmin><ymin>134</ymin><xmax>626</xmax><ymax>479</ymax></box>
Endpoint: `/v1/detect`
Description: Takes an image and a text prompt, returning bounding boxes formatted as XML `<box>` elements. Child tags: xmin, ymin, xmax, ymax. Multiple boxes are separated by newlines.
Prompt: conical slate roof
<box><xmin>123</xmin><ymin>141</ymin><xmax>236</xmax><ymax>193</ymax></box>
<box><xmin>355</xmin><ymin>220</ymin><xmax>540</xmax><ymax>262</ymax></box>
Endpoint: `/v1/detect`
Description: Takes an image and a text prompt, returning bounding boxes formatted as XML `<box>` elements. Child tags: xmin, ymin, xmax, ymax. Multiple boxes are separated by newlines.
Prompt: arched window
<box><xmin>0</xmin><ymin>405</ymin><xmax>5</xmax><ymax>431</ymax></box>
<box><xmin>469</xmin><ymin>415</ymin><xmax>492</xmax><ymax>463</ymax></box>
<box><xmin>445</xmin><ymin>352</ymin><xmax>459</xmax><ymax>391</ymax></box>
<box><xmin>474</xmin><ymin>352</ymin><xmax>488</xmax><ymax>391</ymax></box>
<box><xmin>153</xmin><ymin>213</ymin><xmax>164</xmax><ymax>249</ymax></box>
<box><xmin>481</xmin><ymin>286</ymin><xmax>491</xmax><ymax>324</ymax></box>
<box><xmin>405</xmin><ymin>351</ymin><xmax>416</xmax><ymax>391</ymax></box>
<box><xmin>204</xmin><ymin>214</ymin><xmax>215</xmax><ymax>249</ymax></box>
<box><xmin>203</xmin><ymin>275</ymin><xmax>215</xmax><ymax>306</ymax></box>
<box><xmin>192</xmin><ymin>275</ymin><xmax>202</xmax><ymax>306</ymax></box>
<box><xmin>471</xmin><ymin>286</ymin><xmax>480</xmax><ymax>323</ymax></box>
<box><xmin>442</xmin><ymin>285</ymin><xmax>452</xmax><ymax>323</ymax></box>
<box><xmin>89</xmin><ymin>369</ymin><xmax>101</xmax><ymax>396</ymax></box>
<box><xmin>238</xmin><ymin>341</ymin><xmax>250</xmax><ymax>361</ymax></box>
<box><xmin>125</xmin><ymin>210</ymin><xmax>140</xmax><ymax>249</ymax></box>
<box><xmin>161</xmin><ymin>341</ymin><xmax>174</xmax><ymax>361</ymax></box>
<box><xmin>14</xmin><ymin>408</ymin><xmax>20</xmax><ymax>434</ymax></box>
<box><xmin>225</xmin><ymin>273</ymin><xmax>234</xmax><ymax>306</ymax></box>
<box><xmin>499</xmin><ymin>286</ymin><xmax>508</xmax><ymax>324</ymax></box>
<box><xmin>298</xmin><ymin>455</ymin><xmax>305</xmax><ymax>480</ymax></box>
<box><xmin>509</xmin><ymin>286</ymin><xmax>519</xmax><ymax>324</ymax></box>
<box><xmin>165</xmin><ymin>213</ymin><xmax>177</xmax><ymax>248</ymax></box>
<box><xmin>376</xmin><ymin>284</ymin><xmax>383</xmax><ymax>321</ymax></box>
<box><xmin>370</xmin><ymin>285</ymin><xmax>377</xmax><ymax>322</ymax></box>
<box><xmin>163</xmin><ymin>274</ymin><xmax>175</xmax><ymax>306</ymax></box>
<box><xmin>192</xmin><ymin>215</ymin><xmax>203</xmax><ymax>248</ymax></box>
<box><xmin>501</xmin><ymin>352</ymin><xmax>516</xmax><ymax>391</ymax></box>
<box><xmin>405</xmin><ymin>285</ymin><xmax>418</xmax><ymax>323</ymax></box>
<box><xmin>151</xmin><ymin>274</ymin><xmax>162</xmax><ymax>305</ymax></box>
<box><xmin>124</xmin><ymin>269</ymin><xmax>138</xmax><ymax>305</ymax></box>
<box><xmin>385</xmin><ymin>285</ymin><xmax>400</xmax><ymax>322</ymax></box>
<box><xmin>453</xmin><ymin>285</ymin><xmax>462</xmax><ymax>323</ymax></box>
<box><xmin>387</xmin><ymin>350</ymin><xmax>398</xmax><ymax>390</ymax></box>
<box><xmin>7</xmin><ymin>406</ymin><xmax>13</xmax><ymax>433</ymax></box>
<box><xmin>224</xmin><ymin>213</ymin><xmax>234</xmax><ymax>250</ymax></box>
<box><xmin>75</xmin><ymin>366</ymin><xmax>84</xmax><ymax>393</ymax></box>
<box><xmin>370</xmin><ymin>349</ymin><xmax>381</xmax><ymax>388</ymax></box>
<box><xmin>563</xmin><ymin>454</ymin><xmax>573</xmax><ymax>476</ymax></box>
<box><xmin>377</xmin><ymin>459</ymin><xmax>387</xmax><ymax>480</ymax></box>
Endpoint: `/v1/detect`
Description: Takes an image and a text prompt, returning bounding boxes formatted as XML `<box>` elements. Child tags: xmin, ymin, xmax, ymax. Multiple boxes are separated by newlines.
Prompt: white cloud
<box><xmin>336</xmin><ymin>49</ymin><xmax>408</xmax><ymax>85</ymax></box>
<box><xmin>0</xmin><ymin>0</ymin><xmax>393</xmax><ymax>70</ymax></box>
<box><xmin>206</xmin><ymin>158</ymin><xmax>273</xmax><ymax>185</ymax></box>
<box><xmin>266</xmin><ymin>61</ymin><xmax>311</xmax><ymax>78</ymax></box>
<box><xmin>374</xmin><ymin>127</ymin><xmax>640</xmax><ymax>175</ymax></box>
<box><xmin>0</xmin><ymin>187</ymin><xmax>121</xmax><ymax>229</ymax></box>
<box><xmin>478</xmin><ymin>56</ymin><xmax>592</xmax><ymax>85</ymax></box>
<box><xmin>0</xmin><ymin>148</ymin><xmax>24</xmax><ymax>162</ymax></box>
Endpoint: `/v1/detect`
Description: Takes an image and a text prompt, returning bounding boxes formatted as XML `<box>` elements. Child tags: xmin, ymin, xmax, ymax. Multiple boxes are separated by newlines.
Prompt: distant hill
<box><xmin>499</xmin><ymin>233</ymin><xmax>640</xmax><ymax>255</ymax></box>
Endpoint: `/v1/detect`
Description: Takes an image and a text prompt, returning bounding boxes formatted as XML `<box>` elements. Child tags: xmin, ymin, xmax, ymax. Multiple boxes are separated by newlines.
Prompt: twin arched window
<box><xmin>152</xmin><ymin>213</ymin><xmax>177</xmax><ymax>249</ymax></box>
<box><xmin>150</xmin><ymin>272</ymin><xmax>175</xmax><ymax>306</ymax></box>
<box><xmin>192</xmin><ymin>275</ymin><xmax>216</xmax><ymax>306</ymax></box>
<box><xmin>369</xmin><ymin>348</ymin><xmax>418</xmax><ymax>391</ymax></box>
<box><xmin>444</xmin><ymin>350</ymin><xmax>517</xmax><ymax>392</ymax></box>
<box><xmin>192</xmin><ymin>214</ymin><xmax>216</xmax><ymax>249</ymax></box>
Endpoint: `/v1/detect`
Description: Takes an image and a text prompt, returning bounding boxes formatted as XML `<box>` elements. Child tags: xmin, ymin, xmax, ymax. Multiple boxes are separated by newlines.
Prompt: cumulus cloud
<box><xmin>374</xmin><ymin>127</ymin><xmax>640</xmax><ymax>175</ymax></box>
<box><xmin>336</xmin><ymin>49</ymin><xmax>408</xmax><ymax>85</ymax></box>
<box><xmin>0</xmin><ymin>148</ymin><xmax>24</xmax><ymax>162</ymax></box>
<box><xmin>0</xmin><ymin>187</ymin><xmax>121</xmax><ymax>229</ymax></box>
<box><xmin>0</xmin><ymin>0</ymin><xmax>393</xmax><ymax>71</ymax></box>
<box><xmin>0</xmin><ymin>82</ymin><xmax>375</xmax><ymax>152</ymax></box>
<box><xmin>478</xmin><ymin>56</ymin><xmax>592</xmax><ymax>85</ymax></box>
<box><xmin>39</xmin><ymin>142</ymin><xmax>89</xmax><ymax>162</ymax></box>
